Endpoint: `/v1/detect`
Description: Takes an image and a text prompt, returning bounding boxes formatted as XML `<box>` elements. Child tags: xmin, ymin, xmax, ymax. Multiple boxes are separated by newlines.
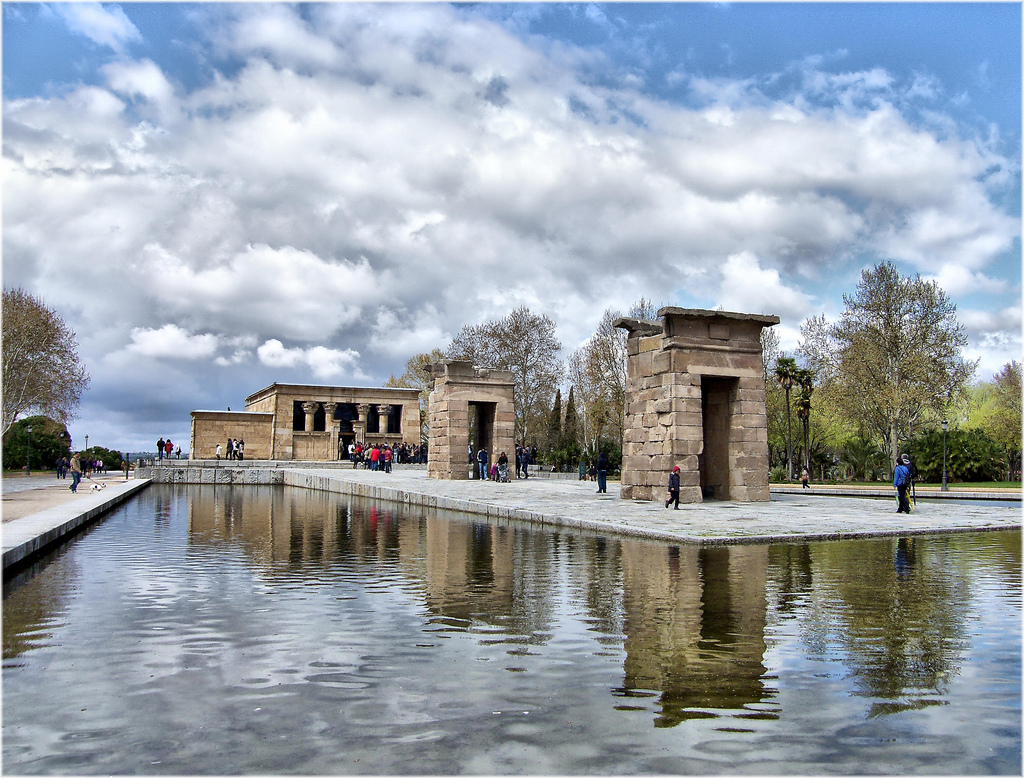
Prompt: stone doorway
<box><xmin>427</xmin><ymin>360</ymin><xmax>516</xmax><ymax>480</ymax></box>
<box><xmin>699</xmin><ymin>376</ymin><xmax>738</xmax><ymax>500</ymax></box>
<box><xmin>469</xmin><ymin>402</ymin><xmax>497</xmax><ymax>479</ymax></box>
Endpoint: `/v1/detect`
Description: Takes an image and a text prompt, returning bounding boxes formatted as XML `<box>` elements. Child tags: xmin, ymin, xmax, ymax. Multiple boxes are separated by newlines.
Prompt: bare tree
<box><xmin>2</xmin><ymin>288</ymin><xmax>90</xmax><ymax>436</ymax></box>
<box><xmin>384</xmin><ymin>348</ymin><xmax>446</xmax><ymax>442</ymax></box>
<box><xmin>567</xmin><ymin>298</ymin><xmax>660</xmax><ymax>454</ymax></box>
<box><xmin>446</xmin><ymin>307</ymin><xmax>562</xmax><ymax>446</ymax></box>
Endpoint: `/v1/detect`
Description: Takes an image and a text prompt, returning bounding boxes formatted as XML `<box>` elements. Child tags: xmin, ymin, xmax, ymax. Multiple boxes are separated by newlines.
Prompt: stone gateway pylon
<box><xmin>427</xmin><ymin>360</ymin><xmax>517</xmax><ymax>480</ymax></box>
<box><xmin>614</xmin><ymin>307</ymin><xmax>780</xmax><ymax>503</ymax></box>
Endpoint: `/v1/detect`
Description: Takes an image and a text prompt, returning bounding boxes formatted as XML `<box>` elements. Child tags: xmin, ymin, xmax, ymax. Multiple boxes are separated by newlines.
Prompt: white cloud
<box><xmin>146</xmin><ymin>244</ymin><xmax>383</xmax><ymax>342</ymax></box>
<box><xmin>125</xmin><ymin>324</ymin><xmax>218</xmax><ymax>359</ymax></box>
<box><xmin>57</xmin><ymin>3</ymin><xmax>142</xmax><ymax>53</ymax></box>
<box><xmin>715</xmin><ymin>252</ymin><xmax>817</xmax><ymax>320</ymax></box>
<box><xmin>257</xmin><ymin>339</ymin><xmax>361</xmax><ymax>380</ymax></box>
<box><xmin>102</xmin><ymin>59</ymin><xmax>175</xmax><ymax>107</ymax></box>
<box><xmin>3</xmin><ymin>3</ymin><xmax>1019</xmax><ymax>447</ymax></box>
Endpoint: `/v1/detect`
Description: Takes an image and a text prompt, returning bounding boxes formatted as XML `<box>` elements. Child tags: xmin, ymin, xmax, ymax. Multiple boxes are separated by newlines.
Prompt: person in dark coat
<box><xmin>666</xmin><ymin>465</ymin><xmax>681</xmax><ymax>509</ymax></box>
<box><xmin>596</xmin><ymin>451</ymin><xmax>609</xmax><ymax>493</ymax></box>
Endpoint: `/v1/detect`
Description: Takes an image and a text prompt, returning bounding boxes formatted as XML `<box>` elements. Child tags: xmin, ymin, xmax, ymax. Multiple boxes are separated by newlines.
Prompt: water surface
<box><xmin>3</xmin><ymin>485</ymin><xmax>1020</xmax><ymax>774</ymax></box>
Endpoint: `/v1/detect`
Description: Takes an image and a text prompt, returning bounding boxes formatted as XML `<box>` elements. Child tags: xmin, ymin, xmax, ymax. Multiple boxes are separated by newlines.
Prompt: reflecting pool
<box><xmin>3</xmin><ymin>485</ymin><xmax>1020</xmax><ymax>774</ymax></box>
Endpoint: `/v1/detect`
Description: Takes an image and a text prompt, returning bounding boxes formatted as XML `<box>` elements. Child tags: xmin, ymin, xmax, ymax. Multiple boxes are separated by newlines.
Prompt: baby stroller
<box><xmin>497</xmin><ymin>462</ymin><xmax>510</xmax><ymax>483</ymax></box>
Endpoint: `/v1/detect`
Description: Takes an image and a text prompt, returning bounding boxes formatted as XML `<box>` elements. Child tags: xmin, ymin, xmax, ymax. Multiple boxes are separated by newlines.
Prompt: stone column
<box><xmin>301</xmin><ymin>401</ymin><xmax>318</xmax><ymax>433</ymax></box>
<box><xmin>354</xmin><ymin>403</ymin><xmax>370</xmax><ymax>442</ymax></box>
<box><xmin>376</xmin><ymin>404</ymin><xmax>392</xmax><ymax>435</ymax></box>
<box><xmin>323</xmin><ymin>402</ymin><xmax>338</xmax><ymax>459</ymax></box>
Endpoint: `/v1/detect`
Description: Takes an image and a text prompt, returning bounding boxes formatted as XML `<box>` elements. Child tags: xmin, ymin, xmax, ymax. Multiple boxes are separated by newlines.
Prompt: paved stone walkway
<box><xmin>282</xmin><ymin>466</ymin><xmax>1020</xmax><ymax>544</ymax></box>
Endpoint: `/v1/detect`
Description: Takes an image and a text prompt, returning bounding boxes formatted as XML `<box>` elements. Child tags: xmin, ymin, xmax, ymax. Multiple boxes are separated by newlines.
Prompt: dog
<box><xmin>89</xmin><ymin>482</ymin><xmax>107</xmax><ymax>491</ymax></box>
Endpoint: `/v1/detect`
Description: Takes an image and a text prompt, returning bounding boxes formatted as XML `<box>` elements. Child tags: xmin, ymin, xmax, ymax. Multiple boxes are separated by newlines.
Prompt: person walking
<box><xmin>237</xmin><ymin>439</ymin><xmax>244</xmax><ymax>461</ymax></box>
<box><xmin>801</xmin><ymin>468</ymin><xmax>810</xmax><ymax>489</ymax></box>
<box><xmin>665</xmin><ymin>465</ymin><xmax>681</xmax><ymax>509</ymax></box>
<box><xmin>157</xmin><ymin>437</ymin><xmax>165</xmax><ymax>460</ymax></box>
<box><xmin>165</xmin><ymin>439</ymin><xmax>173</xmax><ymax>460</ymax></box>
<box><xmin>215</xmin><ymin>443</ymin><xmax>222</xmax><ymax>461</ymax></box>
<box><xmin>123</xmin><ymin>454</ymin><xmax>130</xmax><ymax>480</ymax></box>
<box><xmin>69</xmin><ymin>452</ymin><xmax>83</xmax><ymax>493</ymax></box>
<box><xmin>596</xmin><ymin>451</ymin><xmax>609</xmax><ymax>494</ymax></box>
<box><xmin>477</xmin><ymin>447</ymin><xmax>489</xmax><ymax>481</ymax></box>
<box><xmin>893</xmin><ymin>455</ymin><xmax>912</xmax><ymax>514</ymax></box>
<box><xmin>519</xmin><ymin>448</ymin><xmax>530</xmax><ymax>479</ymax></box>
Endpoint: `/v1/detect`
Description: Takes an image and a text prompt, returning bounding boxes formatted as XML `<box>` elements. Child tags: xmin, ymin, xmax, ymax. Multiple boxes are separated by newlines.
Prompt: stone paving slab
<box><xmin>2</xmin><ymin>479</ymin><xmax>151</xmax><ymax>571</ymax></box>
<box><xmin>279</xmin><ymin>466</ymin><xmax>1021</xmax><ymax>545</ymax></box>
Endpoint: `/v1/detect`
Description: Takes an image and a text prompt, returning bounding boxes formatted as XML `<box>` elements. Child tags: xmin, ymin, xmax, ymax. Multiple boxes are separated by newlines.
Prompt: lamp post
<box><xmin>25</xmin><ymin>425</ymin><xmax>32</xmax><ymax>476</ymax></box>
<box><xmin>941</xmin><ymin>419</ymin><xmax>949</xmax><ymax>492</ymax></box>
<box><xmin>85</xmin><ymin>434</ymin><xmax>89</xmax><ymax>452</ymax></box>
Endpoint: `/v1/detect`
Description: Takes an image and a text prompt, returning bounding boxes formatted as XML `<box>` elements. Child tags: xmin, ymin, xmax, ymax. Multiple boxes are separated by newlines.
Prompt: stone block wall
<box><xmin>190</xmin><ymin>411</ymin><xmax>275</xmax><ymax>460</ymax></box>
<box><xmin>616</xmin><ymin>308</ymin><xmax>778</xmax><ymax>503</ymax></box>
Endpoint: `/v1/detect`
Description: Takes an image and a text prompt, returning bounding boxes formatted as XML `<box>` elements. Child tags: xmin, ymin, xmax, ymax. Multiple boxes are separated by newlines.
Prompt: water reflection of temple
<box><xmin>185</xmin><ymin>486</ymin><xmax>543</xmax><ymax>632</ymax></box>
<box><xmin>619</xmin><ymin>543</ymin><xmax>773</xmax><ymax>727</ymax></box>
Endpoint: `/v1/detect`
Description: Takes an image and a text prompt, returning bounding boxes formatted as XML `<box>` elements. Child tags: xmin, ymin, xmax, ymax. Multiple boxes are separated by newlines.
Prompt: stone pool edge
<box><xmin>2</xmin><ymin>479</ymin><xmax>152</xmax><ymax>573</ymax></box>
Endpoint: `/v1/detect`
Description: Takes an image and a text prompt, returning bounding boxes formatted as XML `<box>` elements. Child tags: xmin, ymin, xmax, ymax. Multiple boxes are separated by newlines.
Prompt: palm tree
<box><xmin>794</xmin><ymin>367</ymin><xmax>814</xmax><ymax>475</ymax></box>
<box><xmin>775</xmin><ymin>356</ymin><xmax>798</xmax><ymax>480</ymax></box>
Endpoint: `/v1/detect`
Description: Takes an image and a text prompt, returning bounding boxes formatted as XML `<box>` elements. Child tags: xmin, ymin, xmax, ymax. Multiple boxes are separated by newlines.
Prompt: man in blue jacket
<box><xmin>893</xmin><ymin>456</ymin><xmax>912</xmax><ymax>514</ymax></box>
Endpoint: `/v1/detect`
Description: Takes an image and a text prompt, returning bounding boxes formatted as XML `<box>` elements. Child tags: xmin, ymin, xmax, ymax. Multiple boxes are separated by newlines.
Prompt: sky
<box><xmin>3</xmin><ymin>2</ymin><xmax>1021</xmax><ymax>454</ymax></box>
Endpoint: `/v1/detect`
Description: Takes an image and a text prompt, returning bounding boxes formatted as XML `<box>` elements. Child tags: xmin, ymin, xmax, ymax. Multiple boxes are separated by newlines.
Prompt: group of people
<box><xmin>217</xmin><ymin>438</ymin><xmax>244</xmax><ymax>460</ymax></box>
<box><xmin>156</xmin><ymin>437</ymin><xmax>181</xmax><ymax>460</ymax></box>
<box><xmin>512</xmin><ymin>445</ymin><xmax>538</xmax><ymax>479</ymax></box>
<box><xmin>55</xmin><ymin>455</ymin><xmax>105</xmax><ymax>478</ymax></box>
<box><xmin>348</xmin><ymin>441</ymin><xmax>403</xmax><ymax>471</ymax></box>
<box><xmin>473</xmin><ymin>448</ymin><xmax>511</xmax><ymax>482</ymax></box>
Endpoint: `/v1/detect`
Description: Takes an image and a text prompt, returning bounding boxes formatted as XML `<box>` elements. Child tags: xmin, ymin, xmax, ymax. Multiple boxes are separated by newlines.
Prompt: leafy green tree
<box><xmin>2</xmin><ymin>415</ymin><xmax>71</xmax><ymax>471</ymax></box>
<box><xmin>800</xmin><ymin>262</ymin><xmax>976</xmax><ymax>471</ymax></box>
<box><xmin>841</xmin><ymin>434</ymin><xmax>886</xmax><ymax>481</ymax></box>
<box><xmin>774</xmin><ymin>356</ymin><xmax>798</xmax><ymax>480</ymax></box>
<box><xmin>2</xmin><ymin>289</ymin><xmax>90</xmax><ymax>435</ymax></box>
<box><xmin>905</xmin><ymin>428</ymin><xmax>1002</xmax><ymax>483</ymax></box>
<box><xmin>80</xmin><ymin>446</ymin><xmax>124</xmax><ymax>472</ymax></box>
<box><xmin>564</xmin><ymin>386</ymin><xmax>579</xmax><ymax>451</ymax></box>
<box><xmin>547</xmin><ymin>388</ymin><xmax>563</xmax><ymax>452</ymax></box>
<box><xmin>793</xmin><ymin>367</ymin><xmax>814</xmax><ymax>474</ymax></box>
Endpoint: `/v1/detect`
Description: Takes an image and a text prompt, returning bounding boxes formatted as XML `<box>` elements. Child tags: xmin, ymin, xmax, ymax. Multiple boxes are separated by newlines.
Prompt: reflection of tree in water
<box><xmin>3</xmin><ymin>549</ymin><xmax>77</xmax><ymax>661</ymax></box>
<box><xmin>618</xmin><ymin>543</ymin><xmax>775</xmax><ymax>727</ymax></box>
<box><xmin>800</xmin><ymin>537</ymin><xmax>972</xmax><ymax>717</ymax></box>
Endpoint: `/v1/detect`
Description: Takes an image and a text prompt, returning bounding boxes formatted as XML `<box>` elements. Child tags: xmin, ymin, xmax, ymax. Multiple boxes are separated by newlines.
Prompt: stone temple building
<box><xmin>615</xmin><ymin>307</ymin><xmax>779</xmax><ymax>503</ymax></box>
<box><xmin>190</xmin><ymin>383</ymin><xmax>421</xmax><ymax>461</ymax></box>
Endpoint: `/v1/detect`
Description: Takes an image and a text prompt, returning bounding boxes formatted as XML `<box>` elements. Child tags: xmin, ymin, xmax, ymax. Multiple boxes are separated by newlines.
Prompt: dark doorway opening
<box><xmin>699</xmin><ymin>376</ymin><xmax>738</xmax><ymax>500</ymax></box>
<box><xmin>468</xmin><ymin>401</ymin><xmax>497</xmax><ymax>479</ymax></box>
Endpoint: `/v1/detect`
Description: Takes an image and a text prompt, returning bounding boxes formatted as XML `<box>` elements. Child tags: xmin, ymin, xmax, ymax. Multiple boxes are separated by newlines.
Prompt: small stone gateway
<box><xmin>427</xmin><ymin>360</ymin><xmax>516</xmax><ymax>480</ymax></box>
<box><xmin>615</xmin><ymin>307</ymin><xmax>780</xmax><ymax>503</ymax></box>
